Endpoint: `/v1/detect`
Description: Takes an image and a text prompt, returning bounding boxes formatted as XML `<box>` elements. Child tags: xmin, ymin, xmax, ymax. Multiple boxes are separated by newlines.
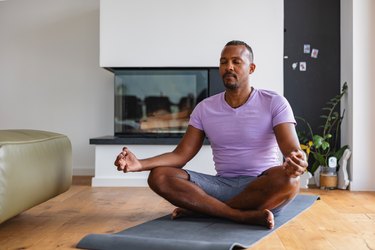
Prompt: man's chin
<box><xmin>224</xmin><ymin>82</ymin><xmax>238</xmax><ymax>90</ymax></box>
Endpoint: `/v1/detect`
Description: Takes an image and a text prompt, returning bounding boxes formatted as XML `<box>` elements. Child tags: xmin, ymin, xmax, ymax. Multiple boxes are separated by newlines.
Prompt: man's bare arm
<box><xmin>273</xmin><ymin>123</ymin><xmax>308</xmax><ymax>177</ymax></box>
<box><xmin>114</xmin><ymin>125</ymin><xmax>205</xmax><ymax>172</ymax></box>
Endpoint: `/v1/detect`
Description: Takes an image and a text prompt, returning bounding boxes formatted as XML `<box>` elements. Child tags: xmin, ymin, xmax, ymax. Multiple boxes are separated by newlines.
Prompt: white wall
<box><xmin>0</xmin><ymin>0</ymin><xmax>113</xmax><ymax>175</ymax></box>
<box><xmin>341</xmin><ymin>0</ymin><xmax>375</xmax><ymax>191</ymax></box>
<box><xmin>100</xmin><ymin>0</ymin><xmax>284</xmax><ymax>94</ymax></box>
<box><xmin>351</xmin><ymin>0</ymin><xmax>375</xmax><ymax>191</ymax></box>
<box><xmin>340</xmin><ymin>0</ymin><xmax>353</xmax><ymax>187</ymax></box>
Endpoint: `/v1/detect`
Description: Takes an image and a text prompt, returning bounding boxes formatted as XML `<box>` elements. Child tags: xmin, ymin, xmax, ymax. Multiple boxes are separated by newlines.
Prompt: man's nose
<box><xmin>225</xmin><ymin>62</ymin><xmax>234</xmax><ymax>71</ymax></box>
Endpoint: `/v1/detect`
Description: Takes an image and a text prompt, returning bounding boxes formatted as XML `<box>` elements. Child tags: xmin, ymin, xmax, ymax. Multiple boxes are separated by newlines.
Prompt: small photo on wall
<box><xmin>311</xmin><ymin>49</ymin><xmax>319</xmax><ymax>58</ymax></box>
<box><xmin>304</xmin><ymin>44</ymin><xmax>311</xmax><ymax>54</ymax></box>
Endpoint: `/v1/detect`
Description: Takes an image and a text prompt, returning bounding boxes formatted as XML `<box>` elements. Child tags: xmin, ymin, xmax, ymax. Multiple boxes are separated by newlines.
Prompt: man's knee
<box><xmin>263</xmin><ymin>166</ymin><xmax>300</xmax><ymax>193</ymax></box>
<box><xmin>147</xmin><ymin>167</ymin><xmax>166</xmax><ymax>192</ymax></box>
<box><xmin>147</xmin><ymin>167</ymin><xmax>189</xmax><ymax>195</ymax></box>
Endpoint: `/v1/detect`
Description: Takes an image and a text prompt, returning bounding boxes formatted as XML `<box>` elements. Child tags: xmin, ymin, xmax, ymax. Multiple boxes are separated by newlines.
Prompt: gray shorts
<box><xmin>185</xmin><ymin>169</ymin><xmax>292</xmax><ymax>216</ymax></box>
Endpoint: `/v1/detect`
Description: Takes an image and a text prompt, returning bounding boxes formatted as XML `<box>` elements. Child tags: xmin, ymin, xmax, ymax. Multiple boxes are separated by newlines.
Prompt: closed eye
<box><xmin>220</xmin><ymin>59</ymin><xmax>227</xmax><ymax>64</ymax></box>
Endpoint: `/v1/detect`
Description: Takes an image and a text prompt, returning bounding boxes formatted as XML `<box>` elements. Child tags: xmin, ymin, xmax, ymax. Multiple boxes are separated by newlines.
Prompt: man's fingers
<box><xmin>114</xmin><ymin>158</ymin><xmax>120</xmax><ymax>167</ymax></box>
<box><xmin>285</xmin><ymin>156</ymin><xmax>306</xmax><ymax>177</ymax></box>
<box><xmin>115</xmin><ymin>147</ymin><xmax>135</xmax><ymax>173</ymax></box>
<box><xmin>122</xmin><ymin>163</ymin><xmax>129</xmax><ymax>173</ymax></box>
<box><xmin>287</xmin><ymin>152</ymin><xmax>308</xmax><ymax>168</ymax></box>
<box><xmin>114</xmin><ymin>154</ymin><xmax>124</xmax><ymax>166</ymax></box>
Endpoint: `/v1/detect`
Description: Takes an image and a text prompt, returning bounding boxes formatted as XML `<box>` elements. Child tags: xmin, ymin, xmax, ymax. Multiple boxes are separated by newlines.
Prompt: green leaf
<box><xmin>330</xmin><ymin>97</ymin><xmax>339</xmax><ymax>102</ymax></box>
<box><xmin>310</xmin><ymin>161</ymin><xmax>320</xmax><ymax>174</ymax></box>
<box><xmin>313</xmin><ymin>135</ymin><xmax>324</xmax><ymax>147</ymax></box>
<box><xmin>322</xmin><ymin>141</ymin><xmax>330</xmax><ymax>150</ymax></box>
<box><xmin>311</xmin><ymin>152</ymin><xmax>326</xmax><ymax>166</ymax></box>
<box><xmin>342</xmin><ymin>82</ymin><xmax>348</xmax><ymax>91</ymax></box>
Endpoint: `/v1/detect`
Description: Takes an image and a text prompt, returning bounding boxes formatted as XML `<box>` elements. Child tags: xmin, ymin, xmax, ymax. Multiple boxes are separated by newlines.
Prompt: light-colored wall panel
<box><xmin>100</xmin><ymin>0</ymin><xmax>284</xmax><ymax>94</ymax></box>
<box><xmin>0</xmin><ymin>0</ymin><xmax>113</xmax><ymax>173</ymax></box>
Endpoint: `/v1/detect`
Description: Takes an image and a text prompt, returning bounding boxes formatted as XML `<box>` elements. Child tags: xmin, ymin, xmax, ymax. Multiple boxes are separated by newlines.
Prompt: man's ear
<box><xmin>249</xmin><ymin>63</ymin><xmax>256</xmax><ymax>74</ymax></box>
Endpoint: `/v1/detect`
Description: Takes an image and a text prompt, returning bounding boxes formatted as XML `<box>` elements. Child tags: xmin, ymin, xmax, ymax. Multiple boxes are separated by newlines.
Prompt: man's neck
<box><xmin>224</xmin><ymin>86</ymin><xmax>253</xmax><ymax>108</ymax></box>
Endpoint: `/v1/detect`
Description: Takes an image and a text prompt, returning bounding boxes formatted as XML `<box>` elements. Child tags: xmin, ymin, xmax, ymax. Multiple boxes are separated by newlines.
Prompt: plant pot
<box><xmin>319</xmin><ymin>166</ymin><xmax>337</xmax><ymax>190</ymax></box>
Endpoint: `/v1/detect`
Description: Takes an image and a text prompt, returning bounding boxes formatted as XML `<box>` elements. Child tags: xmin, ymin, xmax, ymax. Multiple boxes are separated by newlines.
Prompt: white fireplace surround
<box><xmin>92</xmin><ymin>145</ymin><xmax>215</xmax><ymax>187</ymax></box>
<box><xmin>92</xmin><ymin>0</ymin><xmax>283</xmax><ymax>187</ymax></box>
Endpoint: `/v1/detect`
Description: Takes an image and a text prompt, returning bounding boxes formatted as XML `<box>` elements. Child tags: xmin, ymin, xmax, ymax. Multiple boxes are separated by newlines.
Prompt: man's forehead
<box><xmin>221</xmin><ymin>45</ymin><xmax>250</xmax><ymax>58</ymax></box>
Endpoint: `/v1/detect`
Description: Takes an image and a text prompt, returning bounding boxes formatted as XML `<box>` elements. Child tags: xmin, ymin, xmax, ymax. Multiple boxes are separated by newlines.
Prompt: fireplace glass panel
<box><xmin>114</xmin><ymin>69</ymin><xmax>208</xmax><ymax>137</ymax></box>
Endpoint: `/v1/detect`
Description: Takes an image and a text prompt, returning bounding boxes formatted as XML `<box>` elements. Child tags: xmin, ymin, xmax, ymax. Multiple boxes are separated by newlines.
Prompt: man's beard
<box><xmin>223</xmin><ymin>81</ymin><xmax>239</xmax><ymax>90</ymax></box>
<box><xmin>222</xmin><ymin>72</ymin><xmax>239</xmax><ymax>90</ymax></box>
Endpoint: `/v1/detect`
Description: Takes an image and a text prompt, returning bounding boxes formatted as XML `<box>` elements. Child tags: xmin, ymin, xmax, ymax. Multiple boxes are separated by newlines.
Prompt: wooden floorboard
<box><xmin>0</xmin><ymin>177</ymin><xmax>374</xmax><ymax>250</ymax></box>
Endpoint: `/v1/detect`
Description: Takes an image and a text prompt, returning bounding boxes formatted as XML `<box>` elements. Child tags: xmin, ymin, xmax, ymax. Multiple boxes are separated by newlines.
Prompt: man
<box><xmin>114</xmin><ymin>40</ymin><xmax>307</xmax><ymax>229</ymax></box>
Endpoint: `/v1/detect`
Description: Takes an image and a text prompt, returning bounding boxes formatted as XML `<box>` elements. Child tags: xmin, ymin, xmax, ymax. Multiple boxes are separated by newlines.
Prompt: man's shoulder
<box><xmin>256</xmin><ymin>88</ymin><xmax>282</xmax><ymax>98</ymax></box>
<box><xmin>255</xmin><ymin>89</ymin><xmax>287</xmax><ymax>103</ymax></box>
<box><xmin>191</xmin><ymin>92</ymin><xmax>224</xmax><ymax>117</ymax></box>
<box><xmin>199</xmin><ymin>92</ymin><xmax>224</xmax><ymax>105</ymax></box>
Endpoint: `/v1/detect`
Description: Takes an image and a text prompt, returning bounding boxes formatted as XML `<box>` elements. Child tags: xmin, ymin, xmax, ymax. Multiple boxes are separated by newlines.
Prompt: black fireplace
<box><xmin>90</xmin><ymin>67</ymin><xmax>224</xmax><ymax>145</ymax></box>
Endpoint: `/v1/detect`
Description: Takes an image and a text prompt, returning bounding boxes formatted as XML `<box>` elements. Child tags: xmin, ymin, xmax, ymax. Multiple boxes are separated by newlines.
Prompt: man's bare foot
<box><xmin>237</xmin><ymin>209</ymin><xmax>274</xmax><ymax>229</ymax></box>
<box><xmin>171</xmin><ymin>207</ymin><xmax>195</xmax><ymax>219</ymax></box>
<box><xmin>172</xmin><ymin>207</ymin><xmax>274</xmax><ymax>229</ymax></box>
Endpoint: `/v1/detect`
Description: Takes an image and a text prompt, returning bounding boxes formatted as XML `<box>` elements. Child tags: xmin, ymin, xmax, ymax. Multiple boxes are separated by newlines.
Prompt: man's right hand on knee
<box><xmin>114</xmin><ymin>147</ymin><xmax>143</xmax><ymax>173</ymax></box>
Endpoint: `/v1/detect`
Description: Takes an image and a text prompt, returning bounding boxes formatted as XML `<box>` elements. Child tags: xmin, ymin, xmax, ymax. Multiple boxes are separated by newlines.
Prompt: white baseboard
<box><xmin>92</xmin><ymin>177</ymin><xmax>148</xmax><ymax>187</ymax></box>
<box><xmin>73</xmin><ymin>168</ymin><xmax>95</xmax><ymax>176</ymax></box>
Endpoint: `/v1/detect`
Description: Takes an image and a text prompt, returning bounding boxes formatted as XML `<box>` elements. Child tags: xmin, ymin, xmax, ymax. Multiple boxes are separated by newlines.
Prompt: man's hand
<box><xmin>114</xmin><ymin>147</ymin><xmax>142</xmax><ymax>173</ymax></box>
<box><xmin>283</xmin><ymin>149</ymin><xmax>308</xmax><ymax>178</ymax></box>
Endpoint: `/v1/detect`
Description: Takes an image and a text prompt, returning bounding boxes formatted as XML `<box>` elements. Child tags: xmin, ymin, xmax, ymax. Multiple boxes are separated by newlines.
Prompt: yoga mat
<box><xmin>77</xmin><ymin>194</ymin><xmax>318</xmax><ymax>250</ymax></box>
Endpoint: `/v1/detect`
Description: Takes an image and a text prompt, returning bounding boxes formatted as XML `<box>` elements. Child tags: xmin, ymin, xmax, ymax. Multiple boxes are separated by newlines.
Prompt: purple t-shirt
<box><xmin>189</xmin><ymin>88</ymin><xmax>296</xmax><ymax>177</ymax></box>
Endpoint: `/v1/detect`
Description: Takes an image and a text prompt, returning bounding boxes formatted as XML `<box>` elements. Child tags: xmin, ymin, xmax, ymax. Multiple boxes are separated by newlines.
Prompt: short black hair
<box><xmin>225</xmin><ymin>40</ymin><xmax>254</xmax><ymax>62</ymax></box>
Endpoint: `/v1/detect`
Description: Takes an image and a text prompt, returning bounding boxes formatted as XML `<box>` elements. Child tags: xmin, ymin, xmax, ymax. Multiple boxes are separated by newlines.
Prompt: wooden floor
<box><xmin>0</xmin><ymin>177</ymin><xmax>374</xmax><ymax>250</ymax></box>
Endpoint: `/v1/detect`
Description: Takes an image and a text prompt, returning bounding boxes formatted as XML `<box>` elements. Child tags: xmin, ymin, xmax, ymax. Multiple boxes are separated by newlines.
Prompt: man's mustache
<box><xmin>223</xmin><ymin>72</ymin><xmax>237</xmax><ymax>79</ymax></box>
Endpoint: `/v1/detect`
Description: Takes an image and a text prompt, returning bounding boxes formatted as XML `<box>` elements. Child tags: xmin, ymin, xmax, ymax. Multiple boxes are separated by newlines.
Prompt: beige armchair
<box><xmin>0</xmin><ymin>129</ymin><xmax>72</xmax><ymax>224</ymax></box>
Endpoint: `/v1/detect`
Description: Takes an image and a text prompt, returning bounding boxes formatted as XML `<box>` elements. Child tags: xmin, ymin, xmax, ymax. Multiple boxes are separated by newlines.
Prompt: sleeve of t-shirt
<box><xmin>188</xmin><ymin>102</ymin><xmax>204</xmax><ymax>131</ymax></box>
<box><xmin>271</xmin><ymin>95</ymin><xmax>296</xmax><ymax>127</ymax></box>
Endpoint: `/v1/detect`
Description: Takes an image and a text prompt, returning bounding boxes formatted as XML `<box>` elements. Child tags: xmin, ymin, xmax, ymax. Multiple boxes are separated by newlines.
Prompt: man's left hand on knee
<box><xmin>283</xmin><ymin>149</ymin><xmax>308</xmax><ymax>177</ymax></box>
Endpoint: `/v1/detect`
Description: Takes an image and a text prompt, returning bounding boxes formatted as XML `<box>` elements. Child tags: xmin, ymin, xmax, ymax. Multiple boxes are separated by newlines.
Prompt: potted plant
<box><xmin>296</xmin><ymin>82</ymin><xmax>349</xmax><ymax>187</ymax></box>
